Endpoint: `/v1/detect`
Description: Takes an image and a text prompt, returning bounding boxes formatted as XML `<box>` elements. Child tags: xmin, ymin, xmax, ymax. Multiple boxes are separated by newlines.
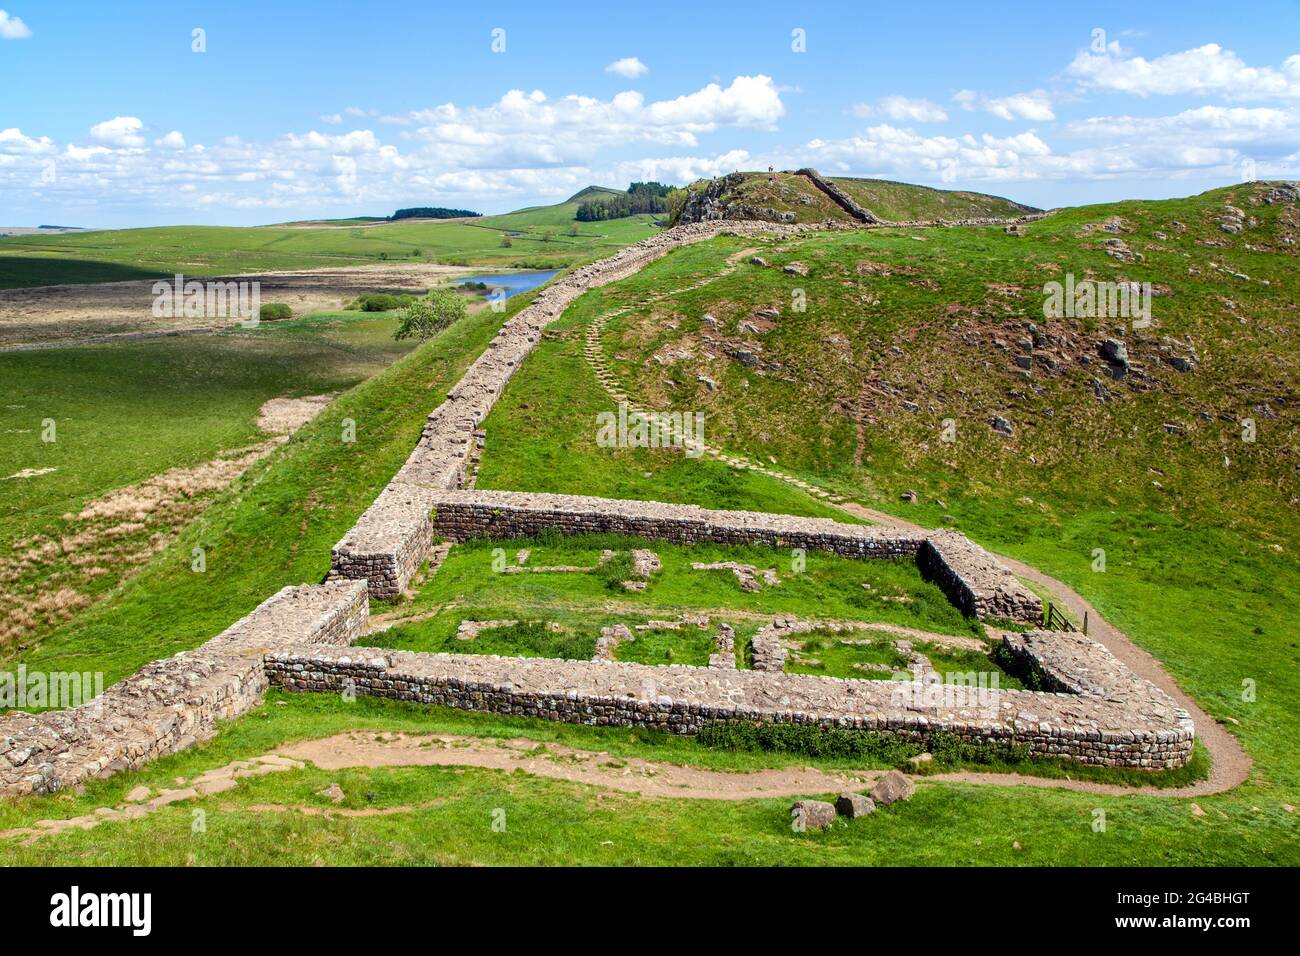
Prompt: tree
<box><xmin>393</xmin><ymin>288</ymin><xmax>468</xmax><ymax>342</ymax></box>
<box><xmin>500</xmin><ymin>234</ymin><xmax>513</xmax><ymax>247</ymax></box>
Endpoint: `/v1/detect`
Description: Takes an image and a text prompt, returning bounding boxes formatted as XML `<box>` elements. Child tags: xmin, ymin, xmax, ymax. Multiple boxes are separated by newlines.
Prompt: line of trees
<box><xmin>389</xmin><ymin>207</ymin><xmax>481</xmax><ymax>220</ymax></box>
<box><xmin>575</xmin><ymin>182</ymin><xmax>675</xmax><ymax>221</ymax></box>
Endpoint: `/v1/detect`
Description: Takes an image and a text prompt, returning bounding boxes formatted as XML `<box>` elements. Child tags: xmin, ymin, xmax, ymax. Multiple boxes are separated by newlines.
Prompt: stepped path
<box><xmin>576</xmin><ymin>235</ymin><xmax>1252</xmax><ymax>798</ymax></box>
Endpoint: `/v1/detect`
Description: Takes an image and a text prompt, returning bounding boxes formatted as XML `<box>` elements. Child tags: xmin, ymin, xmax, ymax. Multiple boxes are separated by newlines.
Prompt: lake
<box><xmin>457</xmin><ymin>270</ymin><xmax>559</xmax><ymax>299</ymax></box>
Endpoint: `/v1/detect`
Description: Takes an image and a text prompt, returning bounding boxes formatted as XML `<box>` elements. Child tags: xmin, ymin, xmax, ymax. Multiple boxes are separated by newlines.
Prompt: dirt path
<box><xmin>830</xmin><ymin>502</ymin><xmax>1253</xmax><ymax>796</ymax></box>
<box><xmin>276</xmin><ymin>731</ymin><xmax>875</xmax><ymax>800</ymax></box>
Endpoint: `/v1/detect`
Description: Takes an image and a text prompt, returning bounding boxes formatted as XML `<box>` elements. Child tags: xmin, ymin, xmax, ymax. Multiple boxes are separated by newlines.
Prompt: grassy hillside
<box><xmin>679</xmin><ymin>171</ymin><xmax>1039</xmax><ymax>225</ymax></box>
<box><xmin>830</xmin><ymin>176</ymin><xmax>1040</xmax><ymax>221</ymax></box>
<box><xmin>459</xmin><ymin>180</ymin><xmax>1300</xmax><ymax>861</ymax></box>
<box><xmin>0</xmin><ymin>193</ymin><xmax>658</xmax><ymax>289</ymax></box>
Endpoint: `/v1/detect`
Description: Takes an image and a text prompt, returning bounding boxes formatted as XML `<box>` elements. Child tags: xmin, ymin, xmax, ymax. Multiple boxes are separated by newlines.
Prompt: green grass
<box><xmin>0</xmin><ymin>311</ymin><xmax>421</xmax><ymax>653</ymax></box>
<box><xmin>374</xmin><ymin>535</ymin><xmax>979</xmax><ymax>647</ymax></box>
<box><xmin>0</xmin><ymin>691</ymin><xmax>1276</xmax><ymax>867</ymax></box>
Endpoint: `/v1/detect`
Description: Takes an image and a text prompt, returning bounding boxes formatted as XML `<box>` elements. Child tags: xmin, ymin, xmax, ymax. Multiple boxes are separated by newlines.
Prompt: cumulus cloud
<box><xmin>852</xmin><ymin>96</ymin><xmax>948</xmax><ymax>123</ymax></box>
<box><xmin>1069</xmin><ymin>42</ymin><xmax>1300</xmax><ymax>99</ymax></box>
<box><xmin>954</xmin><ymin>89</ymin><xmax>1055</xmax><ymax>121</ymax></box>
<box><xmin>89</xmin><ymin>116</ymin><xmax>145</xmax><ymax>147</ymax></box>
<box><xmin>0</xmin><ymin>127</ymin><xmax>54</xmax><ymax>153</ymax></box>
<box><xmin>610</xmin><ymin>149</ymin><xmax>750</xmax><ymax>184</ymax></box>
<box><xmin>605</xmin><ymin>56</ymin><xmax>648</xmax><ymax>79</ymax></box>
<box><xmin>0</xmin><ymin>9</ymin><xmax>31</xmax><ymax>39</ymax></box>
<box><xmin>154</xmin><ymin>130</ymin><xmax>186</xmax><ymax>149</ymax></box>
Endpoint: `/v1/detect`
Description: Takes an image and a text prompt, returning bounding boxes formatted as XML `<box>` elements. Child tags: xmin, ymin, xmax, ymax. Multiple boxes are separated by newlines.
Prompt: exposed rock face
<box><xmin>869</xmin><ymin>770</ymin><xmax>916</xmax><ymax>805</ymax></box>
<box><xmin>791</xmin><ymin>799</ymin><xmax>838</xmax><ymax>830</ymax></box>
<box><xmin>1100</xmin><ymin>338</ymin><xmax>1129</xmax><ymax>368</ymax></box>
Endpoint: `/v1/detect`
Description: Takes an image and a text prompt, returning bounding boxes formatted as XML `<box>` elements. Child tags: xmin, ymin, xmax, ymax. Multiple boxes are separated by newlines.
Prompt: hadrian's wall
<box><xmin>265</xmin><ymin>636</ymin><xmax>1195</xmax><ymax>769</ymax></box>
<box><xmin>327</xmin><ymin>219</ymin><xmax>810</xmax><ymax>599</ymax></box>
<box><xmin>427</xmin><ymin>489</ymin><xmax>1044</xmax><ymax>625</ymax></box>
<box><xmin>0</xmin><ymin>581</ymin><xmax>367</xmax><ymax>797</ymax></box>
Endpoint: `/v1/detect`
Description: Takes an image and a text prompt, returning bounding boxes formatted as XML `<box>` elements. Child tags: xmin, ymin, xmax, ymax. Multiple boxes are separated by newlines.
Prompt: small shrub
<box><xmin>258</xmin><ymin>302</ymin><xmax>292</xmax><ymax>321</ymax></box>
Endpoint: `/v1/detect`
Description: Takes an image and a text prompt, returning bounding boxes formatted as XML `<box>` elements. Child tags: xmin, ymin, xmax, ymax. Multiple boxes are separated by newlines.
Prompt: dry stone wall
<box><xmin>327</xmin><ymin>220</ymin><xmax>810</xmax><ymax>600</ymax></box>
<box><xmin>266</xmin><ymin>636</ymin><xmax>1194</xmax><ymax>769</ymax></box>
<box><xmin>0</xmin><ymin>581</ymin><xmax>367</xmax><ymax>797</ymax></box>
<box><xmin>427</xmin><ymin>489</ymin><xmax>1043</xmax><ymax>625</ymax></box>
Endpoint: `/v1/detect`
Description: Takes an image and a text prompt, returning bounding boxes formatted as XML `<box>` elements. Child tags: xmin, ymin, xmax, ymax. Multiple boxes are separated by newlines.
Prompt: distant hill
<box><xmin>565</xmin><ymin>186</ymin><xmax>625</xmax><ymax>204</ymax></box>
<box><xmin>676</xmin><ymin>170</ymin><xmax>1039</xmax><ymax>225</ymax></box>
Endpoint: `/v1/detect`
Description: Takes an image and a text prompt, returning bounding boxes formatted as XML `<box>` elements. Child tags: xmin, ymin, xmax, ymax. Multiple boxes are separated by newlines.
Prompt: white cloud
<box><xmin>955</xmin><ymin>89</ymin><xmax>1055</xmax><ymax>121</ymax></box>
<box><xmin>610</xmin><ymin>149</ymin><xmax>751</xmax><ymax>184</ymax></box>
<box><xmin>0</xmin><ymin>127</ymin><xmax>54</xmax><ymax>153</ymax></box>
<box><xmin>0</xmin><ymin>9</ymin><xmax>32</xmax><ymax>39</ymax></box>
<box><xmin>1069</xmin><ymin>42</ymin><xmax>1300</xmax><ymax>100</ymax></box>
<box><xmin>89</xmin><ymin>116</ymin><xmax>145</xmax><ymax>147</ymax></box>
<box><xmin>155</xmin><ymin>130</ymin><xmax>186</xmax><ymax>149</ymax></box>
<box><xmin>605</xmin><ymin>57</ymin><xmax>648</xmax><ymax>79</ymax></box>
<box><xmin>852</xmin><ymin>96</ymin><xmax>948</xmax><ymax>123</ymax></box>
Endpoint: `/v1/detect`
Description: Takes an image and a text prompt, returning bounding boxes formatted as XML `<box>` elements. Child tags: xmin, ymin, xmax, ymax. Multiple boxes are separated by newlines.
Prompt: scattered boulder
<box><xmin>317</xmin><ymin>782</ymin><xmax>346</xmax><ymax>804</ymax></box>
<box><xmin>836</xmin><ymin>793</ymin><xmax>876</xmax><ymax>818</ymax></box>
<box><xmin>1099</xmin><ymin>338</ymin><xmax>1129</xmax><ymax>368</ymax></box>
<box><xmin>783</xmin><ymin>262</ymin><xmax>808</xmax><ymax>276</ymax></box>
<box><xmin>990</xmin><ymin>415</ymin><xmax>1014</xmax><ymax>436</ymax></box>
<box><xmin>791</xmin><ymin>799</ymin><xmax>838</xmax><ymax>831</ymax></box>
<box><xmin>749</xmin><ymin>255</ymin><xmax>769</xmax><ymax>267</ymax></box>
<box><xmin>1168</xmin><ymin>355</ymin><xmax>1195</xmax><ymax>372</ymax></box>
<box><xmin>900</xmin><ymin>489</ymin><xmax>918</xmax><ymax>503</ymax></box>
<box><xmin>870</xmin><ymin>770</ymin><xmax>916</xmax><ymax>806</ymax></box>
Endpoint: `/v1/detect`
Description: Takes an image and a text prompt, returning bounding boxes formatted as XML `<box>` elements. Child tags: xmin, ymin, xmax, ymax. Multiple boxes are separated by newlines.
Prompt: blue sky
<box><xmin>2</xmin><ymin>0</ymin><xmax>1299</xmax><ymax>226</ymax></box>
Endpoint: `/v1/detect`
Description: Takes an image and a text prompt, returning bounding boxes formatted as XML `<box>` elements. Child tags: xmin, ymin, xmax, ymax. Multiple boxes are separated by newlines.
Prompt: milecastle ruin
<box><xmin>1</xmin><ymin>218</ymin><xmax>1195</xmax><ymax>798</ymax></box>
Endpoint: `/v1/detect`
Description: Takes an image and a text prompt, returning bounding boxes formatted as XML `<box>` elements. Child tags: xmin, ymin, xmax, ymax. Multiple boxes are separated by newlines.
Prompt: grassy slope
<box><xmin>830</xmin><ymin>176</ymin><xmax>1039</xmax><ymax>221</ymax></box>
<box><xmin>4</xmin><ymin>301</ymin><xmax>517</xmax><ymax>685</ymax></box>
<box><xmin>463</xmin><ymin>184</ymin><xmax>1300</xmax><ymax>862</ymax></box>
<box><xmin>473</xmin><ymin>234</ymin><xmax>852</xmax><ymax>518</ymax></box>
<box><xmin>0</xmin><ymin>201</ymin><xmax>657</xmax><ymax>288</ymax></box>
<box><xmin>4</xmin><ymin>184</ymin><xmax>1297</xmax><ymax>866</ymax></box>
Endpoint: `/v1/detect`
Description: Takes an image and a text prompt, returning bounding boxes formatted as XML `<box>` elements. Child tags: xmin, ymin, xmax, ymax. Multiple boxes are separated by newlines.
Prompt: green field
<box><xmin>0</xmin><ymin>191</ymin><xmax>659</xmax><ymax>289</ymax></box>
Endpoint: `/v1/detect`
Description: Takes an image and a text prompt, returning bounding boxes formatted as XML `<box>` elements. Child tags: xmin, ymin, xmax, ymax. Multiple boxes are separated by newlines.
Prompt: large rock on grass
<box><xmin>791</xmin><ymin>799</ymin><xmax>837</xmax><ymax>831</ymax></box>
<box><xmin>835</xmin><ymin>793</ymin><xmax>876</xmax><ymax>818</ymax></box>
<box><xmin>870</xmin><ymin>770</ymin><xmax>916</xmax><ymax>806</ymax></box>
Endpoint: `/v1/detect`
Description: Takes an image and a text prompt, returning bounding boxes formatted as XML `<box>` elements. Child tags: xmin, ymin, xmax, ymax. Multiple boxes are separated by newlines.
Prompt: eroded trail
<box><xmin>277</xmin><ymin>731</ymin><xmax>876</xmax><ymax>800</ymax></box>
